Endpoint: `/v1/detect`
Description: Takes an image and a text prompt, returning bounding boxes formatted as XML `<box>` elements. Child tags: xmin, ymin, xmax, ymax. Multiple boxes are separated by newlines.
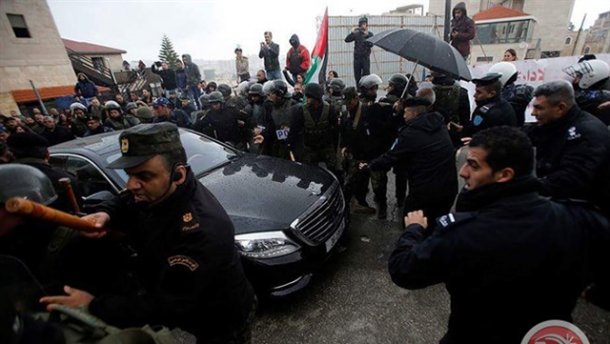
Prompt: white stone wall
<box><xmin>523</xmin><ymin>0</ymin><xmax>575</xmax><ymax>55</ymax></box>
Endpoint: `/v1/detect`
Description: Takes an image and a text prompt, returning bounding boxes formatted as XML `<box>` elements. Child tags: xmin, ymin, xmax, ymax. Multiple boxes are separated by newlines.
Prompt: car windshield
<box><xmin>108</xmin><ymin>130</ymin><xmax>239</xmax><ymax>183</ymax></box>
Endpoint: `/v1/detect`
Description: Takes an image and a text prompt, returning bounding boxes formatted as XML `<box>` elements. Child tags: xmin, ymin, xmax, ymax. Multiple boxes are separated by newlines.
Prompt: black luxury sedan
<box><xmin>48</xmin><ymin>129</ymin><xmax>347</xmax><ymax>296</ymax></box>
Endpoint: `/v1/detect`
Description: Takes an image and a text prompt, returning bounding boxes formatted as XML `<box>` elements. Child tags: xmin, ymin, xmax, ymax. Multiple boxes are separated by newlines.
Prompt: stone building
<box><xmin>428</xmin><ymin>0</ymin><xmax>582</xmax><ymax>64</ymax></box>
<box><xmin>0</xmin><ymin>0</ymin><xmax>76</xmax><ymax>113</ymax></box>
<box><xmin>583</xmin><ymin>10</ymin><xmax>610</xmax><ymax>55</ymax></box>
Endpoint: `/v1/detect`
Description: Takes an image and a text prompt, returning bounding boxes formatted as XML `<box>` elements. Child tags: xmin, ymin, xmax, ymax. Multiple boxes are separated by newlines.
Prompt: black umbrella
<box><xmin>367</xmin><ymin>28</ymin><xmax>472</xmax><ymax>82</ymax></box>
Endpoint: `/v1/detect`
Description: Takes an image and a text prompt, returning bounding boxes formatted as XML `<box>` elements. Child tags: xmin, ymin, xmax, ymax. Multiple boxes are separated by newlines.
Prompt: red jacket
<box><xmin>286</xmin><ymin>45</ymin><xmax>311</xmax><ymax>75</ymax></box>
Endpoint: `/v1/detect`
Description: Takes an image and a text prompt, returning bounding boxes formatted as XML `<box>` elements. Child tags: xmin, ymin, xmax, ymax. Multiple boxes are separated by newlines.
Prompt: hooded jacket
<box><xmin>286</xmin><ymin>34</ymin><xmax>311</xmax><ymax>76</ymax></box>
<box><xmin>182</xmin><ymin>54</ymin><xmax>201</xmax><ymax>87</ymax></box>
<box><xmin>450</xmin><ymin>2</ymin><xmax>475</xmax><ymax>58</ymax></box>
<box><xmin>74</xmin><ymin>73</ymin><xmax>98</xmax><ymax>98</ymax></box>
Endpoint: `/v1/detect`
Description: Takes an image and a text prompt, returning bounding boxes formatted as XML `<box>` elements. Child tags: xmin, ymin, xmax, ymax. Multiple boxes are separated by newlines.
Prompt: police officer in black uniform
<box><xmin>389</xmin><ymin>126</ymin><xmax>610</xmax><ymax>344</ymax></box>
<box><xmin>451</xmin><ymin>73</ymin><xmax>517</xmax><ymax>139</ymax></box>
<box><xmin>489</xmin><ymin>62</ymin><xmax>534</xmax><ymax>127</ymax></box>
<box><xmin>40</xmin><ymin>123</ymin><xmax>256</xmax><ymax>344</ymax></box>
<box><xmin>526</xmin><ymin>80</ymin><xmax>610</xmax><ymax>217</ymax></box>
<box><xmin>361</xmin><ymin>97</ymin><xmax>457</xmax><ymax>222</ymax></box>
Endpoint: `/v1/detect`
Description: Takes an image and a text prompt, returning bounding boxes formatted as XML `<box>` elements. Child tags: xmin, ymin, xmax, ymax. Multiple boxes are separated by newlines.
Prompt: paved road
<box><xmin>252</xmin><ymin>179</ymin><xmax>610</xmax><ymax>343</ymax></box>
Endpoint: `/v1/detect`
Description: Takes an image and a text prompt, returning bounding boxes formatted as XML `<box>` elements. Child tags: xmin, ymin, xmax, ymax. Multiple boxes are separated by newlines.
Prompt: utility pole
<box><xmin>571</xmin><ymin>13</ymin><xmax>587</xmax><ymax>56</ymax></box>
<box><xmin>443</xmin><ymin>0</ymin><xmax>452</xmax><ymax>43</ymax></box>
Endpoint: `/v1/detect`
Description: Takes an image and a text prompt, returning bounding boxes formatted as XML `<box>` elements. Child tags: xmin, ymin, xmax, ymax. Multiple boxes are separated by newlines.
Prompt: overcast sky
<box><xmin>47</xmin><ymin>0</ymin><xmax>608</xmax><ymax>62</ymax></box>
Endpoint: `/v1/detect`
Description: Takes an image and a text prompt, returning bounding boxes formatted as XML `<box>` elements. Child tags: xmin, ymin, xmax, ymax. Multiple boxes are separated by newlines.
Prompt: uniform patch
<box><xmin>168</xmin><ymin>255</ymin><xmax>199</xmax><ymax>271</ymax></box>
<box><xmin>182</xmin><ymin>212</ymin><xmax>193</xmax><ymax>222</ymax></box>
<box><xmin>567</xmin><ymin>126</ymin><xmax>581</xmax><ymax>141</ymax></box>
<box><xmin>473</xmin><ymin>115</ymin><xmax>483</xmax><ymax>126</ymax></box>
<box><xmin>120</xmin><ymin>138</ymin><xmax>129</xmax><ymax>153</ymax></box>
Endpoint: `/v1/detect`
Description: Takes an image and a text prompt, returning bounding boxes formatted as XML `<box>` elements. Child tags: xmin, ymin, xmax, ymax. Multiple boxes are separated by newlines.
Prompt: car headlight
<box><xmin>235</xmin><ymin>231</ymin><xmax>300</xmax><ymax>259</ymax></box>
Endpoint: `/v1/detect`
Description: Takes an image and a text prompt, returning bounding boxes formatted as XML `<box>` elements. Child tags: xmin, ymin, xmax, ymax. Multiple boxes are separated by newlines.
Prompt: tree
<box><xmin>158</xmin><ymin>34</ymin><xmax>180</xmax><ymax>69</ymax></box>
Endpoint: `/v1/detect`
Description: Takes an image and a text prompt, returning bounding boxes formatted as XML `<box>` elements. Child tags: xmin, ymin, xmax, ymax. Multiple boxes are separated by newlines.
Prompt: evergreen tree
<box><xmin>158</xmin><ymin>34</ymin><xmax>180</xmax><ymax>69</ymax></box>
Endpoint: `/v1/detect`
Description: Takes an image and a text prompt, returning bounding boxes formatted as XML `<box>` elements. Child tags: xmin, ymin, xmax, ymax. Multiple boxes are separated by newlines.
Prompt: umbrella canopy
<box><xmin>367</xmin><ymin>28</ymin><xmax>472</xmax><ymax>81</ymax></box>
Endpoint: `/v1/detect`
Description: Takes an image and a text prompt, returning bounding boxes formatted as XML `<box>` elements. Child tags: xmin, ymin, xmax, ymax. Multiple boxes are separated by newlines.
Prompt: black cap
<box><xmin>107</xmin><ymin>123</ymin><xmax>183</xmax><ymax>169</ymax></box>
<box><xmin>402</xmin><ymin>97</ymin><xmax>432</xmax><ymax>107</ymax></box>
<box><xmin>472</xmin><ymin>73</ymin><xmax>502</xmax><ymax>86</ymax></box>
<box><xmin>7</xmin><ymin>132</ymin><xmax>50</xmax><ymax>149</ymax></box>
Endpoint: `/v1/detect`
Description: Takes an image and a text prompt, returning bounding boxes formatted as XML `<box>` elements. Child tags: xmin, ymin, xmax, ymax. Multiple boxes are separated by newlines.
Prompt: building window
<box><xmin>92</xmin><ymin>57</ymin><xmax>106</xmax><ymax>71</ymax></box>
<box><xmin>476</xmin><ymin>56</ymin><xmax>494</xmax><ymax>63</ymax></box>
<box><xmin>476</xmin><ymin>20</ymin><xmax>531</xmax><ymax>44</ymax></box>
<box><xmin>565</xmin><ymin>37</ymin><xmax>572</xmax><ymax>45</ymax></box>
<box><xmin>6</xmin><ymin>14</ymin><xmax>31</xmax><ymax>38</ymax></box>
<box><xmin>540</xmin><ymin>51</ymin><xmax>560</xmax><ymax>59</ymax></box>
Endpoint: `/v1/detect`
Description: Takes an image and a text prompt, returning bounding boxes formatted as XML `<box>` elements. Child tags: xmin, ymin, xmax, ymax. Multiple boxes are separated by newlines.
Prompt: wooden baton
<box><xmin>5</xmin><ymin>197</ymin><xmax>103</xmax><ymax>233</ymax></box>
<box><xmin>58</xmin><ymin>177</ymin><xmax>81</xmax><ymax>214</ymax></box>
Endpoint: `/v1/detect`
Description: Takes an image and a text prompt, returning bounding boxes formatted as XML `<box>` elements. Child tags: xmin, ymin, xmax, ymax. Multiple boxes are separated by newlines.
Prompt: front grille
<box><xmin>293</xmin><ymin>183</ymin><xmax>345</xmax><ymax>246</ymax></box>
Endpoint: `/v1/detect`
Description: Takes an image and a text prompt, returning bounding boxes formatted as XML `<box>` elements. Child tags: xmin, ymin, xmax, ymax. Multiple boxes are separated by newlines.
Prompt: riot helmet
<box><xmin>217</xmin><ymin>84</ymin><xmax>232</xmax><ymax>98</ymax></box>
<box><xmin>329</xmin><ymin>78</ymin><xmax>346</xmax><ymax>95</ymax></box>
<box><xmin>578</xmin><ymin>60</ymin><xmax>610</xmax><ymax>89</ymax></box>
<box><xmin>248</xmin><ymin>83</ymin><xmax>264</xmax><ymax>97</ymax></box>
<box><xmin>359</xmin><ymin>74</ymin><xmax>383</xmax><ymax>90</ymax></box>
<box><xmin>0</xmin><ymin>164</ymin><xmax>57</xmax><ymax>205</ymax></box>
<box><xmin>388</xmin><ymin>74</ymin><xmax>408</xmax><ymax>92</ymax></box>
<box><xmin>489</xmin><ymin>62</ymin><xmax>518</xmax><ymax>87</ymax></box>
<box><xmin>207</xmin><ymin>91</ymin><xmax>225</xmax><ymax>104</ymax></box>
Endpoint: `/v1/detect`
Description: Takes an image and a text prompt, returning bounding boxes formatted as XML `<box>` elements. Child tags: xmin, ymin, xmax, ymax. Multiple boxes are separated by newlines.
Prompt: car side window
<box><xmin>49</xmin><ymin>155</ymin><xmax>113</xmax><ymax>196</ymax></box>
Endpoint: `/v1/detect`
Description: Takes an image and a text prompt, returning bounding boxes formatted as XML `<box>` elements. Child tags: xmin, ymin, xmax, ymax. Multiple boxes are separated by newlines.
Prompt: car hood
<box><xmin>200</xmin><ymin>154</ymin><xmax>335</xmax><ymax>235</ymax></box>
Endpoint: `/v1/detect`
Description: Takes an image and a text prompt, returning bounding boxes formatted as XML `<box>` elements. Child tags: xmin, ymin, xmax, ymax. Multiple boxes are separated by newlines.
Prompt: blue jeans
<box><xmin>188</xmin><ymin>85</ymin><xmax>202</xmax><ymax>109</ymax></box>
<box><xmin>266</xmin><ymin>69</ymin><xmax>282</xmax><ymax>81</ymax></box>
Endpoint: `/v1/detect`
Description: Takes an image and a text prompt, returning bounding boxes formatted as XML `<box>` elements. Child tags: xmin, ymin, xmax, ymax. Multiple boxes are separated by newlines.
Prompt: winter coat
<box><xmin>389</xmin><ymin>175</ymin><xmax>610</xmax><ymax>344</ymax></box>
<box><xmin>74</xmin><ymin>73</ymin><xmax>98</xmax><ymax>98</ymax></box>
<box><xmin>462</xmin><ymin>94</ymin><xmax>517</xmax><ymax>138</ymax></box>
<box><xmin>286</xmin><ymin>35</ymin><xmax>311</xmax><ymax>75</ymax></box>
<box><xmin>344</xmin><ymin>28</ymin><xmax>374</xmax><ymax>58</ymax></box>
<box><xmin>369</xmin><ymin>112</ymin><xmax>457</xmax><ymax>214</ymax></box>
<box><xmin>526</xmin><ymin>105</ymin><xmax>610</xmax><ymax>216</ymax></box>
<box><xmin>450</xmin><ymin>2</ymin><xmax>475</xmax><ymax>58</ymax></box>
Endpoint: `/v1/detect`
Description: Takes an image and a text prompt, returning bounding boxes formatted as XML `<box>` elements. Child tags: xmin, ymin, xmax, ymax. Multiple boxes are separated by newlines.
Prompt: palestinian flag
<box><xmin>304</xmin><ymin>8</ymin><xmax>328</xmax><ymax>85</ymax></box>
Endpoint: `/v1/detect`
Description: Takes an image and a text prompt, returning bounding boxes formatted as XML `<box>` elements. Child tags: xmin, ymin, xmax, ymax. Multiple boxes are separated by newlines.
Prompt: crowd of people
<box><xmin>1</xmin><ymin>8</ymin><xmax>610</xmax><ymax>343</ymax></box>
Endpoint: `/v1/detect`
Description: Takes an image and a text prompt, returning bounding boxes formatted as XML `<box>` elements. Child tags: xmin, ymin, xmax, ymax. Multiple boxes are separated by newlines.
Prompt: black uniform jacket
<box><xmin>388</xmin><ymin>177</ymin><xmax>610</xmax><ymax>344</ymax></box>
<box><xmin>90</xmin><ymin>171</ymin><xmax>254</xmax><ymax>342</ymax></box>
<box><xmin>462</xmin><ymin>95</ymin><xmax>517</xmax><ymax>138</ymax></box>
<box><xmin>369</xmin><ymin>112</ymin><xmax>457</xmax><ymax>207</ymax></box>
<box><xmin>526</xmin><ymin>105</ymin><xmax>610</xmax><ymax>215</ymax></box>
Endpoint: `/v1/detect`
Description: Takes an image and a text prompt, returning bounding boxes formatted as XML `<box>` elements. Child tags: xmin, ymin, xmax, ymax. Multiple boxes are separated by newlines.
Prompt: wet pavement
<box><xmin>252</xmin><ymin>175</ymin><xmax>610</xmax><ymax>344</ymax></box>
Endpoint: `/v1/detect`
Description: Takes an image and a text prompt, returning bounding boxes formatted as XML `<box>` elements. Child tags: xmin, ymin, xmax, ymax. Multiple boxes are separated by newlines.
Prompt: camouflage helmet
<box><xmin>69</xmin><ymin>102</ymin><xmax>87</xmax><ymax>112</ymax></box>
<box><xmin>0</xmin><ymin>164</ymin><xmax>57</xmax><ymax>205</ymax></box>
<box><xmin>388</xmin><ymin>74</ymin><xmax>408</xmax><ymax>91</ymax></box>
<box><xmin>217</xmin><ymin>83</ymin><xmax>232</xmax><ymax>98</ymax></box>
<box><xmin>248</xmin><ymin>83</ymin><xmax>264</xmax><ymax>96</ymax></box>
<box><xmin>104</xmin><ymin>100</ymin><xmax>122</xmax><ymax>112</ymax></box>
<box><xmin>125</xmin><ymin>102</ymin><xmax>138</xmax><ymax>112</ymax></box>
<box><xmin>208</xmin><ymin>91</ymin><xmax>225</xmax><ymax>104</ymax></box>
<box><xmin>359</xmin><ymin>74</ymin><xmax>383</xmax><ymax>90</ymax></box>
<box><xmin>329</xmin><ymin>78</ymin><xmax>346</xmax><ymax>94</ymax></box>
